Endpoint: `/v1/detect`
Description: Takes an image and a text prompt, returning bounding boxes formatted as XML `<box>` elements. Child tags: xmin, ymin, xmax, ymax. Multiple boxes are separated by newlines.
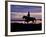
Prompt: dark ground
<box><xmin>11</xmin><ymin>23</ymin><xmax>42</xmax><ymax>32</ymax></box>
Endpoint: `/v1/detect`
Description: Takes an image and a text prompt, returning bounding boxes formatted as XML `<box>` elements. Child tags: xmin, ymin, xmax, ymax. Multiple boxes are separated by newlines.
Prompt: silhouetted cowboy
<box><xmin>27</xmin><ymin>11</ymin><xmax>30</xmax><ymax>17</ymax></box>
<box><xmin>23</xmin><ymin>11</ymin><xmax>36</xmax><ymax>24</ymax></box>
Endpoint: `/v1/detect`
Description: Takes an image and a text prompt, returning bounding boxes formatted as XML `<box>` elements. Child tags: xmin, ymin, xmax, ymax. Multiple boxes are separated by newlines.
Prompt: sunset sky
<box><xmin>11</xmin><ymin>5</ymin><xmax>42</xmax><ymax>12</ymax></box>
<box><xmin>11</xmin><ymin>5</ymin><xmax>42</xmax><ymax>21</ymax></box>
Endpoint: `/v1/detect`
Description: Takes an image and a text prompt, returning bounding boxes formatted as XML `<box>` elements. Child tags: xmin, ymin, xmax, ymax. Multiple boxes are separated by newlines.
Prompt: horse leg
<box><xmin>34</xmin><ymin>19</ymin><xmax>36</xmax><ymax>24</ymax></box>
<box><xmin>23</xmin><ymin>19</ymin><xmax>25</xmax><ymax>24</ymax></box>
<box><xmin>32</xmin><ymin>20</ymin><xmax>34</xmax><ymax>24</ymax></box>
<box><xmin>33</xmin><ymin>20</ymin><xmax>35</xmax><ymax>24</ymax></box>
<box><xmin>27</xmin><ymin>21</ymin><xmax>28</xmax><ymax>24</ymax></box>
<box><xmin>24</xmin><ymin>21</ymin><xmax>25</xmax><ymax>24</ymax></box>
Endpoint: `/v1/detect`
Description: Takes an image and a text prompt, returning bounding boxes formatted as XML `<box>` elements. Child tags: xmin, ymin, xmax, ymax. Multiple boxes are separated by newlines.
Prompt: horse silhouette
<box><xmin>23</xmin><ymin>16</ymin><xmax>36</xmax><ymax>24</ymax></box>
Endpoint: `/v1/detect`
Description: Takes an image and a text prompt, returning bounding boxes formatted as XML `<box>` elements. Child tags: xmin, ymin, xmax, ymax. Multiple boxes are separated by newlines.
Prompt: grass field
<box><xmin>11</xmin><ymin>23</ymin><xmax>42</xmax><ymax>32</ymax></box>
